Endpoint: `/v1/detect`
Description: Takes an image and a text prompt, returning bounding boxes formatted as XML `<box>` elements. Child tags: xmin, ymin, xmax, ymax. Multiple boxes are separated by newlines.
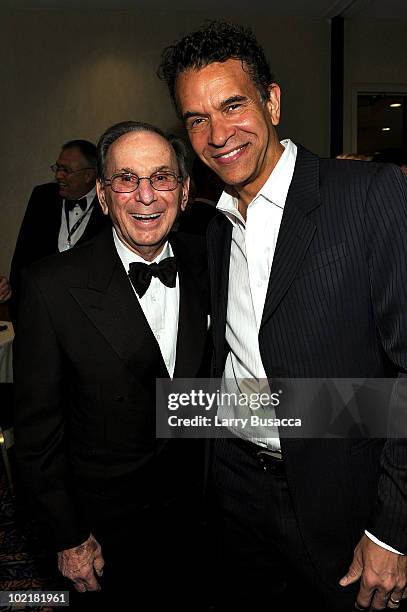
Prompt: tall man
<box><xmin>14</xmin><ymin>121</ymin><xmax>209</xmax><ymax>609</ymax></box>
<box><xmin>159</xmin><ymin>21</ymin><xmax>407</xmax><ymax>611</ymax></box>
<box><xmin>10</xmin><ymin>140</ymin><xmax>108</xmax><ymax>320</ymax></box>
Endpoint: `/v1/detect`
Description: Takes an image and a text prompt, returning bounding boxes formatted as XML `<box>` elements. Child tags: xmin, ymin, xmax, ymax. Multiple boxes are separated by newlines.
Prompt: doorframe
<box><xmin>351</xmin><ymin>82</ymin><xmax>407</xmax><ymax>152</ymax></box>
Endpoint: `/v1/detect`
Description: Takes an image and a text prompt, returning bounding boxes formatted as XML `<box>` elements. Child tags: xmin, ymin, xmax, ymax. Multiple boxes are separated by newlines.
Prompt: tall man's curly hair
<box><xmin>157</xmin><ymin>21</ymin><xmax>275</xmax><ymax>117</ymax></box>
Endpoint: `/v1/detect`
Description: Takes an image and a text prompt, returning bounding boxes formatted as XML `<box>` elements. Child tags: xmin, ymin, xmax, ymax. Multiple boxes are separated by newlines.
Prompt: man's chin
<box><xmin>57</xmin><ymin>184</ymin><xmax>71</xmax><ymax>198</ymax></box>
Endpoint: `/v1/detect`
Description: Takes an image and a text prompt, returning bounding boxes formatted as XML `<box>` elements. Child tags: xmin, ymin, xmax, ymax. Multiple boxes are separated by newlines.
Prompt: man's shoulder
<box><xmin>30</xmin><ymin>181</ymin><xmax>60</xmax><ymax>198</ymax></box>
<box><xmin>320</xmin><ymin>156</ymin><xmax>378</xmax><ymax>177</ymax></box>
<box><xmin>295</xmin><ymin>144</ymin><xmax>376</xmax><ymax>179</ymax></box>
<box><xmin>319</xmin><ymin>157</ymin><xmax>407</xmax><ymax>201</ymax></box>
<box><xmin>25</xmin><ymin>228</ymin><xmax>111</xmax><ymax>285</ymax></box>
<box><xmin>25</xmin><ymin>182</ymin><xmax>60</xmax><ymax>210</ymax></box>
<box><xmin>170</xmin><ymin>230</ymin><xmax>207</xmax><ymax>272</ymax></box>
<box><xmin>171</xmin><ymin>228</ymin><xmax>205</xmax><ymax>250</ymax></box>
<box><xmin>294</xmin><ymin>145</ymin><xmax>393</xmax><ymax>196</ymax></box>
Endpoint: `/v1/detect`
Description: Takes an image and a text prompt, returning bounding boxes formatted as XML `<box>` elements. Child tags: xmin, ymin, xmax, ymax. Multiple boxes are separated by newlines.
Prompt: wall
<box><xmin>343</xmin><ymin>17</ymin><xmax>407</xmax><ymax>153</ymax></box>
<box><xmin>0</xmin><ymin>9</ymin><xmax>330</xmax><ymax>276</ymax></box>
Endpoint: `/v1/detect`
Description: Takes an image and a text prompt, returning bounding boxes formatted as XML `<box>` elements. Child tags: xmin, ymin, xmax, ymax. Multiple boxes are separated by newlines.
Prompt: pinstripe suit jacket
<box><xmin>208</xmin><ymin>144</ymin><xmax>407</xmax><ymax>582</ymax></box>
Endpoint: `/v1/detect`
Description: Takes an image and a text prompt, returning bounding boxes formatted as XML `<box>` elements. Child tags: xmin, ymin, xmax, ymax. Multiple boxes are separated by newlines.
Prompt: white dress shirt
<box><xmin>217</xmin><ymin>139</ymin><xmax>296</xmax><ymax>450</ymax></box>
<box><xmin>113</xmin><ymin>229</ymin><xmax>179</xmax><ymax>378</ymax></box>
<box><xmin>58</xmin><ymin>185</ymin><xmax>96</xmax><ymax>252</ymax></box>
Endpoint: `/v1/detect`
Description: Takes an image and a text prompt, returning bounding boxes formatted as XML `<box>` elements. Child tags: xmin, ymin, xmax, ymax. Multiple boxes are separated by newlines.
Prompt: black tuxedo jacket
<box><xmin>10</xmin><ymin>182</ymin><xmax>108</xmax><ymax>320</ymax></box>
<box><xmin>208</xmin><ymin>145</ymin><xmax>407</xmax><ymax>581</ymax></box>
<box><xmin>14</xmin><ymin>227</ymin><xmax>210</xmax><ymax>551</ymax></box>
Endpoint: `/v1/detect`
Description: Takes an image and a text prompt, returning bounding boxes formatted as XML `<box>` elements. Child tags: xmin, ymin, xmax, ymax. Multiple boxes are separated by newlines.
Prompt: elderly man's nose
<box><xmin>136</xmin><ymin>177</ymin><xmax>156</xmax><ymax>204</ymax></box>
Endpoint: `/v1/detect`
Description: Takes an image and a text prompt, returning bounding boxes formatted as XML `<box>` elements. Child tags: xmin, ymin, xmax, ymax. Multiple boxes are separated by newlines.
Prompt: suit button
<box><xmin>115</xmin><ymin>395</ymin><xmax>125</xmax><ymax>402</ymax></box>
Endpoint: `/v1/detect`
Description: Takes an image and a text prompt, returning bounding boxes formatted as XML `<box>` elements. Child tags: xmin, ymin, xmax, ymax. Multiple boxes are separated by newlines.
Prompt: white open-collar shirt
<box><xmin>216</xmin><ymin>138</ymin><xmax>296</xmax><ymax>449</ymax></box>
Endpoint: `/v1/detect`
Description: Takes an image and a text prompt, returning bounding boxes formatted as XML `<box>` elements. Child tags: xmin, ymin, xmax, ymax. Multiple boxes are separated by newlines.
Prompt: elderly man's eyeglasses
<box><xmin>103</xmin><ymin>171</ymin><xmax>183</xmax><ymax>193</ymax></box>
<box><xmin>51</xmin><ymin>164</ymin><xmax>93</xmax><ymax>175</ymax></box>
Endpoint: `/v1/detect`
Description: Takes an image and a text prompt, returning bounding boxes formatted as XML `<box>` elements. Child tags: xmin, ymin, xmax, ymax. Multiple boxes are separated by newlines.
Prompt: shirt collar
<box><xmin>216</xmin><ymin>139</ymin><xmax>297</xmax><ymax>226</ymax></box>
<box><xmin>112</xmin><ymin>227</ymin><xmax>172</xmax><ymax>273</ymax></box>
<box><xmin>84</xmin><ymin>185</ymin><xmax>97</xmax><ymax>209</ymax></box>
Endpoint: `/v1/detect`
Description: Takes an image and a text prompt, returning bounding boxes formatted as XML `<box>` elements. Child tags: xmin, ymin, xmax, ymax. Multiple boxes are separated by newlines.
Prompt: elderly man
<box><xmin>10</xmin><ymin>140</ymin><xmax>108</xmax><ymax>321</ymax></box>
<box><xmin>14</xmin><ymin>121</ymin><xmax>209</xmax><ymax>609</ymax></box>
<box><xmin>159</xmin><ymin>21</ymin><xmax>407</xmax><ymax>611</ymax></box>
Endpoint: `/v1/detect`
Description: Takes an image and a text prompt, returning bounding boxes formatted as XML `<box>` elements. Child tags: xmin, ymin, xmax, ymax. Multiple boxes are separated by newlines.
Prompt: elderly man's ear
<box><xmin>96</xmin><ymin>179</ymin><xmax>109</xmax><ymax>216</ymax></box>
<box><xmin>180</xmin><ymin>176</ymin><xmax>190</xmax><ymax>212</ymax></box>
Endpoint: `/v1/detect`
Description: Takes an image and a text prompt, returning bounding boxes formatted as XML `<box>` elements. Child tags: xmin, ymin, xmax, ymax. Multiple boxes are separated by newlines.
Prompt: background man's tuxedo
<box><xmin>14</xmin><ymin>226</ymin><xmax>210</xmax><ymax>604</ymax></box>
<box><xmin>208</xmin><ymin>146</ymin><xmax>407</xmax><ymax>591</ymax></box>
<box><xmin>9</xmin><ymin>182</ymin><xmax>108</xmax><ymax>320</ymax></box>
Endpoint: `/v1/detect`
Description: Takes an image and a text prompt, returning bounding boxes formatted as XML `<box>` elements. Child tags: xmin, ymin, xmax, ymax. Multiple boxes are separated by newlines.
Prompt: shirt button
<box><xmin>157</xmin><ymin>334</ymin><xmax>160</xmax><ymax>340</ymax></box>
<box><xmin>257</xmin><ymin>281</ymin><xmax>262</xmax><ymax>287</ymax></box>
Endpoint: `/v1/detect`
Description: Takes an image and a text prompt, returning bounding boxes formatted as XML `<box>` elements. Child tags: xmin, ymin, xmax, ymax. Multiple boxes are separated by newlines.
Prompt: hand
<box><xmin>0</xmin><ymin>277</ymin><xmax>11</xmax><ymax>303</ymax></box>
<box><xmin>57</xmin><ymin>533</ymin><xmax>105</xmax><ymax>592</ymax></box>
<box><xmin>339</xmin><ymin>534</ymin><xmax>407</xmax><ymax>609</ymax></box>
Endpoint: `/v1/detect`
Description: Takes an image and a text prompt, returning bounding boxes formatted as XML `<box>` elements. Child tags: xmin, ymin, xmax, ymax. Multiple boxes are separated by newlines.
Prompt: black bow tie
<box><xmin>65</xmin><ymin>198</ymin><xmax>87</xmax><ymax>212</ymax></box>
<box><xmin>128</xmin><ymin>257</ymin><xmax>177</xmax><ymax>298</ymax></box>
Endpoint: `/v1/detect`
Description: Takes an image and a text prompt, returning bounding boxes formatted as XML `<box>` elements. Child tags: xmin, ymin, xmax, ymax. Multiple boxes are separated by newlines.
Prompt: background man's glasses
<box><xmin>103</xmin><ymin>171</ymin><xmax>183</xmax><ymax>193</ymax></box>
<box><xmin>51</xmin><ymin>164</ymin><xmax>93</xmax><ymax>175</ymax></box>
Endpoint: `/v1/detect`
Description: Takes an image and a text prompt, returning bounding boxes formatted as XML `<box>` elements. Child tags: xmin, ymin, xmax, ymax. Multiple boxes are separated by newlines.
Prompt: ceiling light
<box><xmin>381</xmin><ymin>127</ymin><xmax>391</xmax><ymax>131</ymax></box>
<box><xmin>390</xmin><ymin>103</ymin><xmax>402</xmax><ymax>108</ymax></box>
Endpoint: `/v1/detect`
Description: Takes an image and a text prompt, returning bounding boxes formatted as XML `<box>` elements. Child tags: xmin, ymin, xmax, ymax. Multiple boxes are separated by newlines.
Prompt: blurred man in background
<box><xmin>9</xmin><ymin>139</ymin><xmax>108</xmax><ymax>320</ymax></box>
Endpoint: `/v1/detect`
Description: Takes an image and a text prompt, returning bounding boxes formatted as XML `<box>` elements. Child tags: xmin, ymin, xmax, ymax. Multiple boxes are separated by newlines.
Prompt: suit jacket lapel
<box><xmin>260</xmin><ymin>146</ymin><xmax>321</xmax><ymax>328</ymax></box>
<box><xmin>171</xmin><ymin>233</ymin><xmax>209</xmax><ymax>378</ymax></box>
<box><xmin>207</xmin><ymin>215</ymin><xmax>232</xmax><ymax>374</ymax></box>
<box><xmin>49</xmin><ymin>193</ymin><xmax>64</xmax><ymax>253</ymax></box>
<box><xmin>69</xmin><ymin>228</ymin><xmax>168</xmax><ymax>379</ymax></box>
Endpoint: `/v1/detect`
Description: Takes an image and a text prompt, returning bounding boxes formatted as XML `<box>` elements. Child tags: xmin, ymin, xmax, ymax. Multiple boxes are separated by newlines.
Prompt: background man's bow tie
<box><xmin>128</xmin><ymin>257</ymin><xmax>177</xmax><ymax>298</ymax></box>
<box><xmin>65</xmin><ymin>198</ymin><xmax>87</xmax><ymax>212</ymax></box>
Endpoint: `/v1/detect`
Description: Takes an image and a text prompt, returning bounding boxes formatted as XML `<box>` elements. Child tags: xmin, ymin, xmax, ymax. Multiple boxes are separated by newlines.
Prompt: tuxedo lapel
<box><xmin>69</xmin><ymin>229</ymin><xmax>168</xmax><ymax>379</ymax></box>
<box><xmin>260</xmin><ymin>146</ymin><xmax>320</xmax><ymax>328</ymax></box>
